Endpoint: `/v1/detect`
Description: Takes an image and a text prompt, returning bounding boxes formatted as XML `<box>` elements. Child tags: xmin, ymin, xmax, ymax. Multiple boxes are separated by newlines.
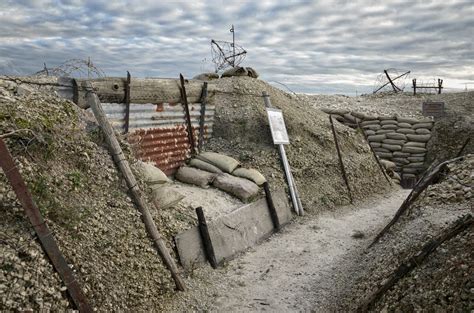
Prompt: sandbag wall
<box><xmin>321</xmin><ymin>109</ymin><xmax>433</xmax><ymax>181</ymax></box>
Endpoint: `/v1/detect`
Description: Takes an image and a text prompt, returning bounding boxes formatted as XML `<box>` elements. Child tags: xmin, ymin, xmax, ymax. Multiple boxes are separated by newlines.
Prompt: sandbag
<box><xmin>402</xmin><ymin>173</ymin><xmax>416</xmax><ymax>178</ymax></box>
<box><xmin>415</xmin><ymin>128</ymin><xmax>431</xmax><ymax>134</ymax></box>
<box><xmin>370</xmin><ymin>142</ymin><xmax>381</xmax><ymax>148</ymax></box>
<box><xmin>403</xmin><ymin>168</ymin><xmax>420</xmax><ymax>174</ymax></box>
<box><xmin>402</xmin><ymin>146</ymin><xmax>427</xmax><ymax>154</ymax></box>
<box><xmin>364</xmin><ymin>129</ymin><xmax>376</xmax><ymax>136</ymax></box>
<box><xmin>397</xmin><ymin>117</ymin><xmax>418</xmax><ymax>124</ymax></box>
<box><xmin>376</xmin><ymin>129</ymin><xmax>394</xmax><ymax>135</ymax></box>
<box><xmin>397</xmin><ymin>122</ymin><xmax>412</xmax><ymax>129</ymax></box>
<box><xmin>380</xmin><ymin>120</ymin><xmax>397</xmax><ymax>126</ymax></box>
<box><xmin>376</xmin><ymin>152</ymin><xmax>393</xmax><ymax>159</ymax></box>
<box><xmin>363</xmin><ymin>124</ymin><xmax>381</xmax><ymax>130</ymax></box>
<box><xmin>393</xmin><ymin>151</ymin><xmax>410</xmax><ymax>157</ymax></box>
<box><xmin>193</xmin><ymin>72</ymin><xmax>220</xmax><ymax>81</ymax></box>
<box><xmin>151</xmin><ymin>185</ymin><xmax>185</xmax><ymax>210</ymax></box>
<box><xmin>383</xmin><ymin>139</ymin><xmax>405</xmax><ymax>146</ymax></box>
<box><xmin>382</xmin><ymin>144</ymin><xmax>402</xmax><ymax>151</ymax></box>
<box><xmin>135</xmin><ymin>161</ymin><xmax>170</xmax><ymax>185</ymax></box>
<box><xmin>373</xmin><ymin>147</ymin><xmax>390</xmax><ymax>153</ymax></box>
<box><xmin>175</xmin><ymin>166</ymin><xmax>216</xmax><ymax>188</ymax></box>
<box><xmin>407</xmin><ymin>156</ymin><xmax>425</xmax><ymax>162</ymax></box>
<box><xmin>407</xmin><ymin>162</ymin><xmax>425</xmax><ymax>168</ymax></box>
<box><xmin>413</xmin><ymin>122</ymin><xmax>433</xmax><ymax>130</ymax></box>
<box><xmin>232</xmin><ymin>168</ymin><xmax>266</xmax><ymax>186</ymax></box>
<box><xmin>221</xmin><ymin>66</ymin><xmax>248</xmax><ymax>78</ymax></box>
<box><xmin>392</xmin><ymin>158</ymin><xmax>410</xmax><ymax>165</ymax></box>
<box><xmin>397</xmin><ymin>128</ymin><xmax>415</xmax><ymax>134</ymax></box>
<box><xmin>386</xmin><ymin>133</ymin><xmax>407</xmax><ymax>140</ymax></box>
<box><xmin>189</xmin><ymin>158</ymin><xmax>223</xmax><ymax>174</ymax></box>
<box><xmin>405</xmin><ymin>141</ymin><xmax>426</xmax><ymax>148</ymax></box>
<box><xmin>381</xmin><ymin>124</ymin><xmax>398</xmax><ymax>130</ymax></box>
<box><xmin>406</xmin><ymin>134</ymin><xmax>431</xmax><ymax>143</ymax></box>
<box><xmin>213</xmin><ymin>173</ymin><xmax>260</xmax><ymax>202</ymax></box>
<box><xmin>380</xmin><ymin>159</ymin><xmax>396</xmax><ymax>170</ymax></box>
<box><xmin>360</xmin><ymin>120</ymin><xmax>380</xmax><ymax>127</ymax></box>
<box><xmin>246</xmin><ymin>67</ymin><xmax>259</xmax><ymax>78</ymax></box>
<box><xmin>197</xmin><ymin>152</ymin><xmax>240</xmax><ymax>173</ymax></box>
<box><xmin>367</xmin><ymin>134</ymin><xmax>386</xmax><ymax>142</ymax></box>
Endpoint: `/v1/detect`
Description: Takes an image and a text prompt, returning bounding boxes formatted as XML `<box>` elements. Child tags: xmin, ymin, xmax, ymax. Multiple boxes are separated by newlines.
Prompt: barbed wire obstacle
<box><xmin>373</xmin><ymin>68</ymin><xmax>411</xmax><ymax>94</ymax></box>
<box><xmin>211</xmin><ymin>40</ymin><xmax>247</xmax><ymax>72</ymax></box>
<box><xmin>33</xmin><ymin>58</ymin><xmax>106</xmax><ymax>78</ymax></box>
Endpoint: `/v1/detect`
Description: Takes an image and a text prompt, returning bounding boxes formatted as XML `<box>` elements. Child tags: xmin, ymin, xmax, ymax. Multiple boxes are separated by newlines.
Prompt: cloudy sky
<box><xmin>0</xmin><ymin>0</ymin><xmax>473</xmax><ymax>95</ymax></box>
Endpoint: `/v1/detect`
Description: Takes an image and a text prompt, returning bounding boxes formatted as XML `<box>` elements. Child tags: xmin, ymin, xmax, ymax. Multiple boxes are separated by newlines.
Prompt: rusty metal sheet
<box><xmin>102</xmin><ymin>101</ymin><xmax>214</xmax><ymax>175</ymax></box>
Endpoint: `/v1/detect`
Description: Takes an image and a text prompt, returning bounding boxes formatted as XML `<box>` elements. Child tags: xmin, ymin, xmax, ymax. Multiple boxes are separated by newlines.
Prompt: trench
<box><xmin>166</xmin><ymin>188</ymin><xmax>411</xmax><ymax>312</ymax></box>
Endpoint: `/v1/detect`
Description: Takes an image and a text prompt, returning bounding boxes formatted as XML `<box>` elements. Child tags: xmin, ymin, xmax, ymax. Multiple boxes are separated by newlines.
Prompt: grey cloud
<box><xmin>0</xmin><ymin>0</ymin><xmax>472</xmax><ymax>93</ymax></box>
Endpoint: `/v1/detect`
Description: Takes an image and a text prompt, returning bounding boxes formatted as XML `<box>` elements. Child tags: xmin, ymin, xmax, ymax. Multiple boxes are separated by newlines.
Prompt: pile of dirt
<box><xmin>206</xmin><ymin>76</ymin><xmax>391</xmax><ymax>212</ymax></box>
<box><xmin>0</xmin><ymin>84</ymin><xmax>195</xmax><ymax>311</ymax></box>
<box><xmin>337</xmin><ymin>155</ymin><xmax>473</xmax><ymax>312</ymax></box>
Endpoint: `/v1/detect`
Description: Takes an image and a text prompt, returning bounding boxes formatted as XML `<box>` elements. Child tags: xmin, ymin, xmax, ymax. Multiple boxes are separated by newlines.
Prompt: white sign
<box><xmin>266</xmin><ymin>108</ymin><xmax>290</xmax><ymax>145</ymax></box>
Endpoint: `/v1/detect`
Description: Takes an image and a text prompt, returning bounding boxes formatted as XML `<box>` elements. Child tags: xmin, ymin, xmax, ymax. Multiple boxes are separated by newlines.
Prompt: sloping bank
<box><xmin>206</xmin><ymin>76</ymin><xmax>391</xmax><ymax>212</ymax></box>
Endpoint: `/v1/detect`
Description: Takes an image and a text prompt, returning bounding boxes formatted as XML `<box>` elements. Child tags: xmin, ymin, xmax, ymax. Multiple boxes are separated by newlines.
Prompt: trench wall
<box><xmin>322</xmin><ymin>108</ymin><xmax>433</xmax><ymax>181</ymax></box>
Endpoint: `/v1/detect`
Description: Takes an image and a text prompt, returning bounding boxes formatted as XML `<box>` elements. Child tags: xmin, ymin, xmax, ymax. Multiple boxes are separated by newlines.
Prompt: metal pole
<box><xmin>179</xmin><ymin>73</ymin><xmax>196</xmax><ymax>156</ymax></box>
<box><xmin>262</xmin><ymin>91</ymin><xmax>302</xmax><ymax>215</ymax></box>
<box><xmin>278</xmin><ymin>144</ymin><xmax>300</xmax><ymax>215</ymax></box>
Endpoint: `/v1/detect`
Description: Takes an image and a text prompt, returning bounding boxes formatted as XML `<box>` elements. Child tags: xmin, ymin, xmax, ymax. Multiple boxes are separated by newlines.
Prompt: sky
<box><xmin>0</xmin><ymin>0</ymin><xmax>473</xmax><ymax>95</ymax></box>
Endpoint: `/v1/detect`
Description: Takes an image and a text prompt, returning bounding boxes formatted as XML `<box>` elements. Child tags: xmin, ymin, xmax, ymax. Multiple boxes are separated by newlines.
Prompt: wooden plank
<box><xmin>74</xmin><ymin>77</ymin><xmax>213</xmax><ymax>108</ymax></box>
<box><xmin>175</xmin><ymin>191</ymin><xmax>292</xmax><ymax>269</ymax></box>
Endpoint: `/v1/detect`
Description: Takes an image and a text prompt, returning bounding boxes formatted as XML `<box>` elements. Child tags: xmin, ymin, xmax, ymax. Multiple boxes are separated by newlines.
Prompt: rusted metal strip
<box><xmin>198</xmin><ymin>82</ymin><xmax>208</xmax><ymax>152</ymax></box>
<box><xmin>124</xmin><ymin>71</ymin><xmax>131</xmax><ymax>134</ymax></box>
<box><xmin>329</xmin><ymin>115</ymin><xmax>353</xmax><ymax>204</ymax></box>
<box><xmin>0</xmin><ymin>138</ymin><xmax>92</xmax><ymax>312</ymax></box>
<box><xmin>179</xmin><ymin>74</ymin><xmax>196</xmax><ymax>156</ymax></box>
<box><xmin>356</xmin><ymin>121</ymin><xmax>392</xmax><ymax>185</ymax></box>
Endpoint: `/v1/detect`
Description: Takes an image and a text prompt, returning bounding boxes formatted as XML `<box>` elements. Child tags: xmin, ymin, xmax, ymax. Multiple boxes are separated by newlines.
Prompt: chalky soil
<box><xmin>165</xmin><ymin>189</ymin><xmax>410</xmax><ymax>312</ymax></box>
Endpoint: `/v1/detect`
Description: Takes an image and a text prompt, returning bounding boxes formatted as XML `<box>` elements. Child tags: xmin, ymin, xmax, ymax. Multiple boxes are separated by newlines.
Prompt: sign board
<box><xmin>422</xmin><ymin>101</ymin><xmax>445</xmax><ymax>118</ymax></box>
<box><xmin>266</xmin><ymin>108</ymin><xmax>290</xmax><ymax>145</ymax></box>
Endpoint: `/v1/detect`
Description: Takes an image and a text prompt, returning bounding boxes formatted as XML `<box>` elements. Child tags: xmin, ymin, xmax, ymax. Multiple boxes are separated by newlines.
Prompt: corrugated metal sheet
<box><xmin>103</xmin><ymin>102</ymin><xmax>214</xmax><ymax>175</ymax></box>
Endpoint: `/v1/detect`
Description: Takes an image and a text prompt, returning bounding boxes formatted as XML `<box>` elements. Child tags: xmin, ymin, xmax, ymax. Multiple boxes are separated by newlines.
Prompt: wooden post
<box><xmin>329</xmin><ymin>115</ymin><xmax>353</xmax><ymax>204</ymax></box>
<box><xmin>179</xmin><ymin>74</ymin><xmax>196</xmax><ymax>156</ymax></box>
<box><xmin>124</xmin><ymin>71</ymin><xmax>131</xmax><ymax>134</ymax></box>
<box><xmin>198</xmin><ymin>82</ymin><xmax>208</xmax><ymax>152</ymax></box>
<box><xmin>413</xmin><ymin>79</ymin><xmax>417</xmax><ymax>95</ymax></box>
<box><xmin>85</xmin><ymin>83</ymin><xmax>186</xmax><ymax>291</ymax></box>
<box><xmin>195</xmin><ymin>207</ymin><xmax>218</xmax><ymax>268</ymax></box>
<box><xmin>263</xmin><ymin>182</ymin><xmax>281</xmax><ymax>231</ymax></box>
<box><xmin>438</xmin><ymin>79</ymin><xmax>443</xmax><ymax>94</ymax></box>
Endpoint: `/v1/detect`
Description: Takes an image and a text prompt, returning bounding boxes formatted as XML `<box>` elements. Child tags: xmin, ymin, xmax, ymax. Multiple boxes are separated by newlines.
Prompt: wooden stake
<box><xmin>369</xmin><ymin>156</ymin><xmax>465</xmax><ymax>248</ymax></box>
<box><xmin>85</xmin><ymin>83</ymin><xmax>186</xmax><ymax>291</ymax></box>
<box><xmin>329</xmin><ymin>115</ymin><xmax>353</xmax><ymax>204</ymax></box>
<box><xmin>179</xmin><ymin>74</ymin><xmax>196</xmax><ymax>156</ymax></box>
<box><xmin>196</xmin><ymin>207</ymin><xmax>218</xmax><ymax>268</ymax></box>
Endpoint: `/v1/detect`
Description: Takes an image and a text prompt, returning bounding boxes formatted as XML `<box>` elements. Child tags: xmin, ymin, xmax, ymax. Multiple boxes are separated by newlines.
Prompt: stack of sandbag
<box><xmin>320</xmin><ymin>108</ymin><xmax>434</xmax><ymax>181</ymax></box>
<box><xmin>135</xmin><ymin>160</ymin><xmax>185</xmax><ymax>209</ymax></box>
<box><xmin>175</xmin><ymin>152</ymin><xmax>265</xmax><ymax>203</ymax></box>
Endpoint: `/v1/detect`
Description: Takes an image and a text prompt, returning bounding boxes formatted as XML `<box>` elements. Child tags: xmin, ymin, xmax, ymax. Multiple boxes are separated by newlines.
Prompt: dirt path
<box><xmin>168</xmin><ymin>189</ymin><xmax>411</xmax><ymax>312</ymax></box>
